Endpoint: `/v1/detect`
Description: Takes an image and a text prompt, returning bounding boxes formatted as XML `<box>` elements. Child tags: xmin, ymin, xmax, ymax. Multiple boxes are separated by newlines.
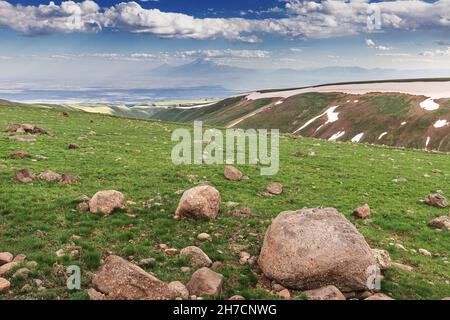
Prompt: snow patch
<box><xmin>433</xmin><ymin>119</ymin><xmax>448</xmax><ymax>128</ymax></box>
<box><xmin>401</xmin><ymin>121</ymin><xmax>407</xmax><ymax>126</ymax></box>
<box><xmin>293</xmin><ymin>106</ymin><xmax>339</xmax><ymax>134</ymax></box>
<box><xmin>328</xmin><ymin>131</ymin><xmax>345</xmax><ymax>141</ymax></box>
<box><xmin>420</xmin><ymin>98</ymin><xmax>440</xmax><ymax>111</ymax></box>
<box><xmin>378</xmin><ymin>132</ymin><xmax>388</xmax><ymax>140</ymax></box>
<box><xmin>351</xmin><ymin>133</ymin><xmax>364</xmax><ymax>142</ymax></box>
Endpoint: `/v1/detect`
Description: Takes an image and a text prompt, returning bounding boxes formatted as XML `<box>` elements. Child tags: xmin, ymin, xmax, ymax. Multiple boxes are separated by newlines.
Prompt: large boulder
<box><xmin>92</xmin><ymin>255</ymin><xmax>176</xmax><ymax>300</ymax></box>
<box><xmin>89</xmin><ymin>190</ymin><xmax>126</xmax><ymax>215</ymax></box>
<box><xmin>258</xmin><ymin>208</ymin><xmax>376</xmax><ymax>292</ymax></box>
<box><xmin>38</xmin><ymin>170</ymin><xmax>62</xmax><ymax>182</ymax></box>
<box><xmin>0</xmin><ymin>252</ymin><xmax>13</xmax><ymax>265</ymax></box>
<box><xmin>180</xmin><ymin>246</ymin><xmax>212</xmax><ymax>268</ymax></box>
<box><xmin>175</xmin><ymin>185</ymin><xmax>221</xmax><ymax>219</ymax></box>
<box><xmin>186</xmin><ymin>267</ymin><xmax>224</xmax><ymax>297</ymax></box>
<box><xmin>15</xmin><ymin>168</ymin><xmax>34</xmax><ymax>183</ymax></box>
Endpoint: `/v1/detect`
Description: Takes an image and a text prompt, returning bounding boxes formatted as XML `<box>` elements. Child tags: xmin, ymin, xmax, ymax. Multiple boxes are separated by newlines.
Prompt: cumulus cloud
<box><xmin>420</xmin><ymin>47</ymin><xmax>450</xmax><ymax>56</ymax></box>
<box><xmin>366</xmin><ymin>38</ymin><xmax>392</xmax><ymax>51</ymax></box>
<box><xmin>0</xmin><ymin>0</ymin><xmax>450</xmax><ymax>41</ymax></box>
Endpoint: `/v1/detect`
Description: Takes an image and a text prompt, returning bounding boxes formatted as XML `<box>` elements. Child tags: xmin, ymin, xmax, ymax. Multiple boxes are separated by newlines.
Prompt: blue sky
<box><xmin>1</xmin><ymin>0</ymin><xmax>450</xmax><ymax>90</ymax></box>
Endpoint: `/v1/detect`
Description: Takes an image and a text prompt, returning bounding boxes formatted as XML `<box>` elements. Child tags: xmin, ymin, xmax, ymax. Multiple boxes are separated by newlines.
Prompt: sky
<box><xmin>1</xmin><ymin>0</ymin><xmax>450</xmax><ymax>91</ymax></box>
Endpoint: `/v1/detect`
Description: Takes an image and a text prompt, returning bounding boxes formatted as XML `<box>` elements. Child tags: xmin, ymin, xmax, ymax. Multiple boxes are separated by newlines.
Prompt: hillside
<box><xmin>149</xmin><ymin>81</ymin><xmax>450</xmax><ymax>152</ymax></box>
<box><xmin>0</xmin><ymin>103</ymin><xmax>449</xmax><ymax>300</ymax></box>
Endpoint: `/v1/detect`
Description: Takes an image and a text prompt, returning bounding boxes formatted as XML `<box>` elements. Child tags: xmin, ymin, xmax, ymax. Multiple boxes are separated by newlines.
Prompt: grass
<box><xmin>0</xmin><ymin>104</ymin><xmax>449</xmax><ymax>300</ymax></box>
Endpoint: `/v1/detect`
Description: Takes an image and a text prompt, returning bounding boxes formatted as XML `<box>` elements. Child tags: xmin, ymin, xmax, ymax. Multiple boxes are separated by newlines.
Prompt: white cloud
<box><xmin>0</xmin><ymin>0</ymin><xmax>450</xmax><ymax>42</ymax></box>
<box><xmin>420</xmin><ymin>47</ymin><xmax>450</xmax><ymax>57</ymax></box>
<box><xmin>366</xmin><ymin>38</ymin><xmax>392</xmax><ymax>51</ymax></box>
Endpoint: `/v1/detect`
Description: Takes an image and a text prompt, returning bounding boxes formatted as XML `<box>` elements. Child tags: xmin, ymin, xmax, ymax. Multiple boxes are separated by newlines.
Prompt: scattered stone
<box><xmin>239</xmin><ymin>252</ymin><xmax>251</xmax><ymax>265</ymax></box>
<box><xmin>13</xmin><ymin>267</ymin><xmax>30</xmax><ymax>279</ymax></box>
<box><xmin>61</xmin><ymin>174</ymin><xmax>79</xmax><ymax>185</ymax></box>
<box><xmin>224</xmin><ymin>166</ymin><xmax>243</xmax><ymax>181</ymax></box>
<box><xmin>181</xmin><ymin>267</ymin><xmax>190</xmax><ymax>273</ymax></box>
<box><xmin>0</xmin><ymin>252</ymin><xmax>13</xmax><ymax>265</ymax></box>
<box><xmin>68</xmin><ymin>143</ymin><xmax>80</xmax><ymax>150</ymax></box>
<box><xmin>428</xmin><ymin>215</ymin><xmax>450</xmax><ymax>231</ymax></box>
<box><xmin>277</xmin><ymin>289</ymin><xmax>291</xmax><ymax>300</ymax></box>
<box><xmin>15</xmin><ymin>168</ymin><xmax>34</xmax><ymax>183</ymax></box>
<box><xmin>165</xmin><ymin>248</ymin><xmax>179</xmax><ymax>256</ymax></box>
<box><xmin>158</xmin><ymin>243</ymin><xmax>168</xmax><ymax>250</ymax></box>
<box><xmin>10</xmin><ymin>151</ymin><xmax>29</xmax><ymax>159</ymax></box>
<box><xmin>353</xmin><ymin>204</ymin><xmax>371</xmax><ymax>219</ymax></box>
<box><xmin>212</xmin><ymin>261</ymin><xmax>224</xmax><ymax>269</ymax></box>
<box><xmin>229</xmin><ymin>295</ymin><xmax>245</xmax><ymax>300</ymax></box>
<box><xmin>0</xmin><ymin>278</ymin><xmax>11</xmax><ymax>293</ymax></box>
<box><xmin>391</xmin><ymin>262</ymin><xmax>414</xmax><ymax>272</ymax></box>
<box><xmin>92</xmin><ymin>255</ymin><xmax>177</xmax><ymax>300</ymax></box>
<box><xmin>419</xmin><ymin>248</ymin><xmax>432</xmax><ymax>257</ymax></box>
<box><xmin>168</xmin><ymin>281</ymin><xmax>189</xmax><ymax>300</ymax></box>
<box><xmin>21</xmin><ymin>284</ymin><xmax>32</xmax><ymax>293</ymax></box>
<box><xmin>9</xmin><ymin>136</ymin><xmax>36</xmax><ymax>142</ymax></box>
<box><xmin>87</xmin><ymin>288</ymin><xmax>106</xmax><ymax>300</ymax></box>
<box><xmin>197</xmin><ymin>233</ymin><xmax>211</xmax><ymax>241</ymax></box>
<box><xmin>365</xmin><ymin>293</ymin><xmax>394</xmax><ymax>300</ymax></box>
<box><xmin>224</xmin><ymin>201</ymin><xmax>239</xmax><ymax>207</ymax></box>
<box><xmin>230</xmin><ymin>206</ymin><xmax>252</xmax><ymax>217</ymax></box>
<box><xmin>26</xmin><ymin>261</ymin><xmax>38</xmax><ymax>268</ymax></box>
<box><xmin>372</xmin><ymin>249</ymin><xmax>392</xmax><ymax>270</ymax></box>
<box><xmin>89</xmin><ymin>190</ymin><xmax>126</xmax><ymax>215</ymax></box>
<box><xmin>13</xmin><ymin>254</ymin><xmax>26</xmax><ymax>263</ymax></box>
<box><xmin>394</xmin><ymin>243</ymin><xmax>407</xmax><ymax>251</ymax></box>
<box><xmin>258</xmin><ymin>208</ymin><xmax>376</xmax><ymax>292</ymax></box>
<box><xmin>271</xmin><ymin>282</ymin><xmax>286</xmax><ymax>292</ymax></box>
<box><xmin>294</xmin><ymin>151</ymin><xmax>305</xmax><ymax>157</ymax></box>
<box><xmin>63</xmin><ymin>111</ymin><xmax>70</xmax><ymax>117</ymax></box>
<box><xmin>38</xmin><ymin>170</ymin><xmax>62</xmax><ymax>182</ymax></box>
<box><xmin>304</xmin><ymin>285</ymin><xmax>346</xmax><ymax>300</ymax></box>
<box><xmin>308</xmin><ymin>151</ymin><xmax>316</xmax><ymax>156</ymax></box>
<box><xmin>180</xmin><ymin>246</ymin><xmax>212</xmax><ymax>268</ymax></box>
<box><xmin>7</xmin><ymin>123</ymin><xmax>48</xmax><ymax>135</ymax></box>
<box><xmin>0</xmin><ymin>261</ymin><xmax>19</xmax><ymax>276</ymax></box>
<box><xmin>266</xmin><ymin>183</ymin><xmax>283</xmax><ymax>195</ymax></box>
<box><xmin>139</xmin><ymin>258</ymin><xmax>156</xmax><ymax>267</ymax></box>
<box><xmin>393</xmin><ymin>176</ymin><xmax>408</xmax><ymax>182</ymax></box>
<box><xmin>77</xmin><ymin>202</ymin><xmax>90</xmax><ymax>212</ymax></box>
<box><xmin>425</xmin><ymin>193</ymin><xmax>448</xmax><ymax>208</ymax></box>
<box><xmin>186</xmin><ymin>267</ymin><xmax>224</xmax><ymax>297</ymax></box>
<box><xmin>55</xmin><ymin>249</ymin><xmax>65</xmax><ymax>257</ymax></box>
<box><xmin>88</xmin><ymin>131</ymin><xmax>97</xmax><ymax>136</ymax></box>
<box><xmin>175</xmin><ymin>185</ymin><xmax>221</xmax><ymax>220</ymax></box>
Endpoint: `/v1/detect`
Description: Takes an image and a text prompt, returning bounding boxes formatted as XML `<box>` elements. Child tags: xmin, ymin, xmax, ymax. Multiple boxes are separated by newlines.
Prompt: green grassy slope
<box><xmin>0</xmin><ymin>104</ymin><xmax>449</xmax><ymax>300</ymax></box>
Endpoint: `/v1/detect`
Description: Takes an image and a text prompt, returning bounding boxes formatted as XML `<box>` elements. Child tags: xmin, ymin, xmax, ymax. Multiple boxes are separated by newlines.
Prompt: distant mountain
<box><xmin>152</xmin><ymin>58</ymin><xmax>249</xmax><ymax>76</ymax></box>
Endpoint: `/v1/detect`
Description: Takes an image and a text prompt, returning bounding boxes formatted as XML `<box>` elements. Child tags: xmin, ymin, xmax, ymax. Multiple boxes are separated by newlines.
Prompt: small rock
<box><xmin>230</xmin><ymin>206</ymin><xmax>252</xmax><ymax>217</ymax></box>
<box><xmin>212</xmin><ymin>261</ymin><xmax>224</xmax><ymax>269</ymax></box>
<box><xmin>139</xmin><ymin>258</ymin><xmax>156</xmax><ymax>267</ymax></box>
<box><xmin>271</xmin><ymin>283</ymin><xmax>286</xmax><ymax>293</ymax></box>
<box><xmin>0</xmin><ymin>278</ymin><xmax>11</xmax><ymax>293</ymax></box>
<box><xmin>186</xmin><ymin>267</ymin><xmax>224</xmax><ymax>297</ymax></box>
<box><xmin>365</xmin><ymin>293</ymin><xmax>394</xmax><ymax>300</ymax></box>
<box><xmin>419</xmin><ymin>248</ymin><xmax>432</xmax><ymax>257</ymax></box>
<box><xmin>180</xmin><ymin>246</ymin><xmax>212</xmax><ymax>268</ymax></box>
<box><xmin>391</xmin><ymin>262</ymin><xmax>414</xmax><ymax>272</ymax></box>
<box><xmin>181</xmin><ymin>267</ymin><xmax>191</xmax><ymax>273</ymax></box>
<box><xmin>0</xmin><ymin>261</ymin><xmax>19</xmax><ymax>276</ymax></box>
<box><xmin>394</xmin><ymin>243</ymin><xmax>407</xmax><ymax>251</ymax></box>
<box><xmin>304</xmin><ymin>285</ymin><xmax>346</xmax><ymax>300</ymax></box>
<box><xmin>239</xmin><ymin>251</ymin><xmax>251</xmax><ymax>265</ymax></box>
<box><xmin>197</xmin><ymin>233</ymin><xmax>211</xmax><ymax>241</ymax></box>
<box><xmin>425</xmin><ymin>193</ymin><xmax>448</xmax><ymax>208</ymax></box>
<box><xmin>21</xmin><ymin>284</ymin><xmax>32</xmax><ymax>293</ymax></box>
<box><xmin>38</xmin><ymin>170</ymin><xmax>62</xmax><ymax>182</ymax></box>
<box><xmin>428</xmin><ymin>216</ymin><xmax>450</xmax><ymax>231</ymax></box>
<box><xmin>266</xmin><ymin>183</ymin><xmax>283</xmax><ymax>195</ymax></box>
<box><xmin>68</xmin><ymin>143</ymin><xmax>80</xmax><ymax>150</ymax></box>
<box><xmin>229</xmin><ymin>295</ymin><xmax>246</xmax><ymax>300</ymax></box>
<box><xmin>0</xmin><ymin>252</ymin><xmax>13</xmax><ymax>265</ymax></box>
<box><xmin>88</xmin><ymin>131</ymin><xmax>97</xmax><ymax>136</ymax></box>
<box><xmin>77</xmin><ymin>202</ymin><xmax>90</xmax><ymax>212</ymax></box>
<box><xmin>13</xmin><ymin>254</ymin><xmax>26</xmax><ymax>263</ymax></box>
<box><xmin>224</xmin><ymin>201</ymin><xmax>239</xmax><ymax>207</ymax></box>
<box><xmin>26</xmin><ymin>261</ymin><xmax>38</xmax><ymax>268</ymax></box>
<box><xmin>168</xmin><ymin>281</ymin><xmax>189</xmax><ymax>300</ymax></box>
<box><xmin>353</xmin><ymin>204</ymin><xmax>371</xmax><ymax>219</ymax></box>
<box><xmin>55</xmin><ymin>249</ymin><xmax>65</xmax><ymax>257</ymax></box>
<box><xmin>87</xmin><ymin>288</ymin><xmax>106</xmax><ymax>300</ymax></box>
<box><xmin>158</xmin><ymin>243</ymin><xmax>168</xmax><ymax>250</ymax></box>
<box><xmin>15</xmin><ymin>168</ymin><xmax>34</xmax><ymax>183</ymax></box>
<box><xmin>224</xmin><ymin>166</ymin><xmax>243</xmax><ymax>181</ymax></box>
<box><xmin>165</xmin><ymin>248</ymin><xmax>179</xmax><ymax>255</ymax></box>
<box><xmin>372</xmin><ymin>249</ymin><xmax>392</xmax><ymax>270</ymax></box>
<box><xmin>61</xmin><ymin>174</ymin><xmax>79</xmax><ymax>185</ymax></box>
<box><xmin>89</xmin><ymin>190</ymin><xmax>126</xmax><ymax>215</ymax></box>
<box><xmin>10</xmin><ymin>151</ymin><xmax>29</xmax><ymax>159</ymax></box>
<box><xmin>277</xmin><ymin>289</ymin><xmax>291</xmax><ymax>300</ymax></box>
<box><xmin>13</xmin><ymin>267</ymin><xmax>30</xmax><ymax>279</ymax></box>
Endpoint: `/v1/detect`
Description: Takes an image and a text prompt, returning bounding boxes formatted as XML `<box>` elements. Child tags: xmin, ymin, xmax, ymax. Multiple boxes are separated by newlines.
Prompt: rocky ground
<box><xmin>0</xmin><ymin>104</ymin><xmax>449</xmax><ymax>300</ymax></box>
